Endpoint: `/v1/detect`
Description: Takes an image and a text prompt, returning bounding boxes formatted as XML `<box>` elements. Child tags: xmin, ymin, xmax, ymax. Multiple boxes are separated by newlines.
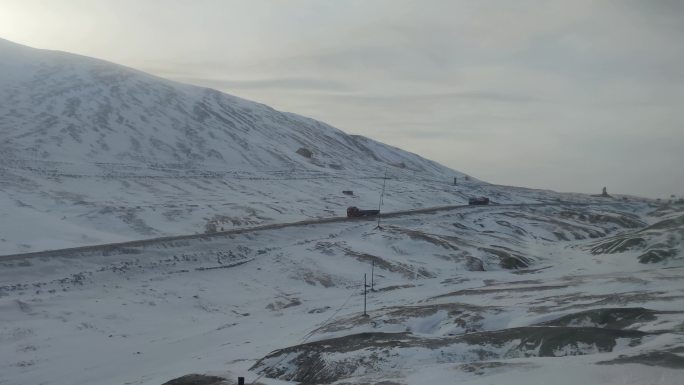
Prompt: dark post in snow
<box><xmin>375</xmin><ymin>168</ymin><xmax>388</xmax><ymax>229</ymax></box>
<box><xmin>453</xmin><ymin>177</ymin><xmax>457</xmax><ymax>186</ymax></box>
<box><xmin>371</xmin><ymin>260</ymin><xmax>374</xmax><ymax>291</ymax></box>
<box><xmin>363</xmin><ymin>273</ymin><xmax>368</xmax><ymax>317</ymax></box>
<box><xmin>238</xmin><ymin>377</ymin><xmax>245</xmax><ymax>385</ymax></box>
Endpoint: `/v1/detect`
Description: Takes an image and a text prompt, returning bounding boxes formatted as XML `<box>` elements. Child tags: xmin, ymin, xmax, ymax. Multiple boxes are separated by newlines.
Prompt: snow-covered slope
<box><xmin>0</xmin><ymin>37</ymin><xmax>479</xmax><ymax>254</ymax></box>
<box><xmin>1</xmin><ymin>38</ymin><xmax>681</xmax><ymax>385</ymax></box>
<box><xmin>0</xmin><ymin>37</ymin><xmax>613</xmax><ymax>255</ymax></box>
<box><xmin>1</xmin><ymin>202</ymin><xmax>682</xmax><ymax>385</ymax></box>
<box><xmin>0</xmin><ymin>37</ymin><xmax>450</xmax><ymax>174</ymax></box>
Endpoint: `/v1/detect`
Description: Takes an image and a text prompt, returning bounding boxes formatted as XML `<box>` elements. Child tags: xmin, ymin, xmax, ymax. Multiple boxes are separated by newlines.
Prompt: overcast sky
<box><xmin>1</xmin><ymin>0</ymin><xmax>682</xmax><ymax>198</ymax></box>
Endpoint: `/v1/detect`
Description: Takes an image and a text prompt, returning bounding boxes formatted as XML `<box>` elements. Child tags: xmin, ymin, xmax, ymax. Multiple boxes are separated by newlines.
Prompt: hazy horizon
<box><xmin>1</xmin><ymin>0</ymin><xmax>682</xmax><ymax>198</ymax></box>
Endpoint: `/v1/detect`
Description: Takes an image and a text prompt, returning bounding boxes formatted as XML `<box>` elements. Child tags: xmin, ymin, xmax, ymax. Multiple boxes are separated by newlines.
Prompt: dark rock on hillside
<box><xmin>638</xmin><ymin>249</ymin><xmax>678</xmax><ymax>263</ymax></box>
<box><xmin>251</xmin><ymin>327</ymin><xmax>652</xmax><ymax>384</ymax></box>
<box><xmin>588</xmin><ymin>212</ymin><xmax>683</xmax><ymax>264</ymax></box>
<box><xmin>160</xmin><ymin>374</ymin><xmax>264</xmax><ymax>385</ymax></box>
<box><xmin>537</xmin><ymin>307</ymin><xmax>661</xmax><ymax>329</ymax></box>
<box><xmin>597</xmin><ymin>351</ymin><xmax>684</xmax><ymax>369</ymax></box>
<box><xmin>296</xmin><ymin>147</ymin><xmax>313</xmax><ymax>158</ymax></box>
<box><xmin>161</xmin><ymin>374</ymin><xmax>229</xmax><ymax>385</ymax></box>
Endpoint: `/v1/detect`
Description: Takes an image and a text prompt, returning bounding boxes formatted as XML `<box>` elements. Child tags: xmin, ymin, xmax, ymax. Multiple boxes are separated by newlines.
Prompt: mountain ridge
<box><xmin>0</xmin><ymin>37</ymin><xmax>458</xmax><ymax>178</ymax></box>
<box><xmin>0</xmin><ymin>37</ymin><xmax>489</xmax><ymax>254</ymax></box>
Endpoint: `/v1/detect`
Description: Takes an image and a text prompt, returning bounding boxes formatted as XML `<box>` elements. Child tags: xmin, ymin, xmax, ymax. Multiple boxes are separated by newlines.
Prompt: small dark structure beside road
<box><xmin>347</xmin><ymin>206</ymin><xmax>380</xmax><ymax>218</ymax></box>
<box><xmin>468</xmin><ymin>197</ymin><xmax>490</xmax><ymax>205</ymax></box>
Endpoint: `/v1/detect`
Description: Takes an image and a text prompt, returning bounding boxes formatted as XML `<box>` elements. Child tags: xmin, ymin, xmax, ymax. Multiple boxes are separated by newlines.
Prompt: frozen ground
<box><xmin>0</xmin><ymin>36</ymin><xmax>469</xmax><ymax>255</ymax></box>
<box><xmin>1</xmin><ymin>202</ymin><xmax>682</xmax><ymax>385</ymax></box>
<box><xmin>0</xmin><ymin>38</ymin><xmax>619</xmax><ymax>256</ymax></box>
<box><xmin>1</xmin><ymin>38</ymin><xmax>682</xmax><ymax>385</ymax></box>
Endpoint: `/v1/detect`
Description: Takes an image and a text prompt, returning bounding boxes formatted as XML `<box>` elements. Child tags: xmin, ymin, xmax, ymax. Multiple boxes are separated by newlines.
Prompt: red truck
<box><xmin>347</xmin><ymin>206</ymin><xmax>380</xmax><ymax>218</ymax></box>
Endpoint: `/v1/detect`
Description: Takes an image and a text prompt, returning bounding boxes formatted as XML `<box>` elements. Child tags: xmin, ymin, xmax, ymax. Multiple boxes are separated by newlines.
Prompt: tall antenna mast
<box><xmin>363</xmin><ymin>273</ymin><xmax>368</xmax><ymax>316</ymax></box>
<box><xmin>375</xmin><ymin>168</ymin><xmax>388</xmax><ymax>229</ymax></box>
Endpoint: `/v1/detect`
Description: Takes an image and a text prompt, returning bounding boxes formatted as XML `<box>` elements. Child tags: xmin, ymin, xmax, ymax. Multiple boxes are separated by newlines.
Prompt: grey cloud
<box><xmin>174</xmin><ymin>76</ymin><xmax>349</xmax><ymax>92</ymax></box>
<box><xmin>624</xmin><ymin>0</ymin><xmax>684</xmax><ymax>16</ymax></box>
<box><xmin>316</xmin><ymin>91</ymin><xmax>541</xmax><ymax>104</ymax></box>
<box><xmin>4</xmin><ymin>0</ymin><xmax>682</xmax><ymax>197</ymax></box>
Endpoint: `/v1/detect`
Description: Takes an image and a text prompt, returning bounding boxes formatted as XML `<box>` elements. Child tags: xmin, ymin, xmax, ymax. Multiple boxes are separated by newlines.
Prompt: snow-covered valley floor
<box><xmin>2</xmin><ymin>37</ymin><xmax>682</xmax><ymax>385</ymax></box>
<box><xmin>0</xmin><ymin>158</ymin><xmax>596</xmax><ymax>256</ymax></box>
<box><xmin>1</xmin><ymin>202</ymin><xmax>682</xmax><ymax>385</ymax></box>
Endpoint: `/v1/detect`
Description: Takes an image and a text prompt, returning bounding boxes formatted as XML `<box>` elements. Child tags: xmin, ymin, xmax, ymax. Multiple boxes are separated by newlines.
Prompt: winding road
<box><xmin>0</xmin><ymin>201</ymin><xmax>617</xmax><ymax>261</ymax></box>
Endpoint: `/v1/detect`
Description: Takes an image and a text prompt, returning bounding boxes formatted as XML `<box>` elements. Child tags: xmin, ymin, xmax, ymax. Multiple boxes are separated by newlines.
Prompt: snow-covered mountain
<box><xmin>0</xmin><ymin>37</ymin><xmax>607</xmax><ymax>255</ymax></box>
<box><xmin>0</xmin><ymin>37</ymin><xmax>452</xmax><ymax>174</ymax></box>
<box><xmin>0</xmin><ymin>37</ymin><xmax>479</xmax><ymax>254</ymax></box>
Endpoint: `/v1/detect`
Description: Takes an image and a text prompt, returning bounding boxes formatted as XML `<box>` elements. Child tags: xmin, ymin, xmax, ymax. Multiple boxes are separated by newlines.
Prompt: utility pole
<box><xmin>371</xmin><ymin>260</ymin><xmax>374</xmax><ymax>291</ymax></box>
<box><xmin>363</xmin><ymin>273</ymin><xmax>368</xmax><ymax>317</ymax></box>
<box><xmin>375</xmin><ymin>168</ymin><xmax>388</xmax><ymax>229</ymax></box>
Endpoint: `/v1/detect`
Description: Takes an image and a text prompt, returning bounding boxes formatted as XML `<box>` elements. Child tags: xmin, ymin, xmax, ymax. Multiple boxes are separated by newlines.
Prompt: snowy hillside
<box><xmin>0</xmin><ymin>37</ymin><xmax>475</xmax><ymax>255</ymax></box>
<box><xmin>1</xmin><ymin>202</ymin><xmax>682</xmax><ymax>385</ymax></box>
<box><xmin>0</xmin><ymin>38</ymin><xmax>451</xmax><ymax>174</ymax></box>
<box><xmin>0</xmin><ymin>38</ymin><xmax>613</xmax><ymax>256</ymax></box>
<box><xmin>1</xmin><ymin>37</ymin><xmax>682</xmax><ymax>385</ymax></box>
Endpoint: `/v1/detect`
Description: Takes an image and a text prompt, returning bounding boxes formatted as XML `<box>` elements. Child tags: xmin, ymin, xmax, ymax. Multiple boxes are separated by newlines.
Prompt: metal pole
<box><xmin>363</xmin><ymin>273</ymin><xmax>367</xmax><ymax>316</ymax></box>
<box><xmin>376</xmin><ymin>168</ymin><xmax>387</xmax><ymax>229</ymax></box>
<box><xmin>371</xmin><ymin>260</ymin><xmax>374</xmax><ymax>291</ymax></box>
